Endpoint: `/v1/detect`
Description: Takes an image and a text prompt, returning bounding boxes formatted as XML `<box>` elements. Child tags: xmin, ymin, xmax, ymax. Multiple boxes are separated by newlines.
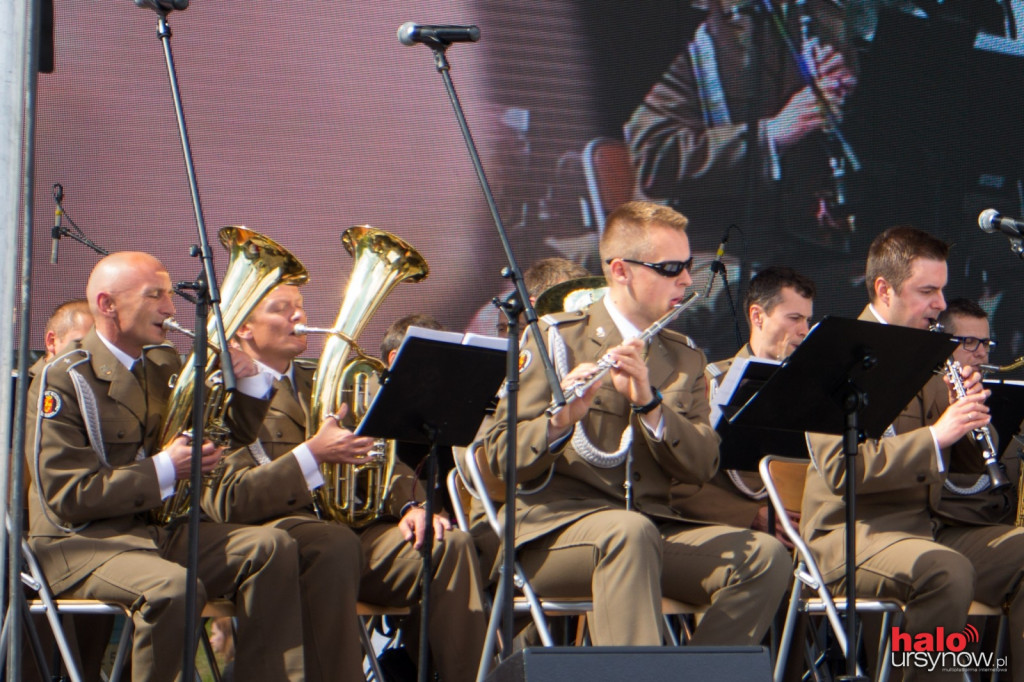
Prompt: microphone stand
<box><xmin>143</xmin><ymin>7</ymin><xmax>236</xmax><ymax>678</ymax></box>
<box><xmin>413</xmin><ymin>36</ymin><xmax>566</xmax><ymax>678</ymax></box>
<box><xmin>50</xmin><ymin>188</ymin><xmax>111</xmax><ymax>261</ymax></box>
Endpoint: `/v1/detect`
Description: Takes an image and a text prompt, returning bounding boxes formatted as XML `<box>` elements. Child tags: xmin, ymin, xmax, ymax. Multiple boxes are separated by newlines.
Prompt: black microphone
<box><xmin>397</xmin><ymin>22</ymin><xmax>480</xmax><ymax>46</ymax></box>
<box><xmin>50</xmin><ymin>183</ymin><xmax>63</xmax><ymax>266</ymax></box>
<box><xmin>134</xmin><ymin>0</ymin><xmax>189</xmax><ymax>12</ymax></box>
<box><xmin>978</xmin><ymin>208</ymin><xmax>1024</xmax><ymax>238</ymax></box>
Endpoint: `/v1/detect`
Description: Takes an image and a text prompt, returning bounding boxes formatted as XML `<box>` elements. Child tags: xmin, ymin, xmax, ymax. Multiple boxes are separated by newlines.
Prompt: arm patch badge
<box><xmin>41</xmin><ymin>390</ymin><xmax>62</xmax><ymax>419</ymax></box>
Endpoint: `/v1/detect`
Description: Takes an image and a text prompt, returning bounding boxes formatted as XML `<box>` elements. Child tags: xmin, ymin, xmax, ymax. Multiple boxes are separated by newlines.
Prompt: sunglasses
<box><xmin>606</xmin><ymin>257</ymin><xmax>694</xmax><ymax>277</ymax></box>
<box><xmin>953</xmin><ymin>336</ymin><xmax>996</xmax><ymax>352</ymax></box>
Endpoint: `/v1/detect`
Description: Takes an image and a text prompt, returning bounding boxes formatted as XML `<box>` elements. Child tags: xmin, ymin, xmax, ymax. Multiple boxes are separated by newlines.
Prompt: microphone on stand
<box><xmin>702</xmin><ymin>227</ymin><xmax>731</xmax><ymax>298</ymax></box>
<box><xmin>50</xmin><ymin>183</ymin><xmax>63</xmax><ymax>265</ymax></box>
<box><xmin>134</xmin><ymin>0</ymin><xmax>189</xmax><ymax>12</ymax></box>
<box><xmin>397</xmin><ymin>22</ymin><xmax>480</xmax><ymax>47</ymax></box>
<box><xmin>979</xmin><ymin>208</ymin><xmax>1024</xmax><ymax>238</ymax></box>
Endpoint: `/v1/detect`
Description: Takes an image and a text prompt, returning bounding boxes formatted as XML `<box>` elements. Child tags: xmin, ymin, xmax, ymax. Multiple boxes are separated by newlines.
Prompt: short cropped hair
<box><xmin>524</xmin><ymin>257</ymin><xmax>589</xmax><ymax>299</ymax></box>
<box><xmin>744</xmin><ymin>266</ymin><xmax>816</xmax><ymax>316</ymax></box>
<box><xmin>599</xmin><ymin>201</ymin><xmax>689</xmax><ymax>277</ymax></box>
<box><xmin>865</xmin><ymin>226</ymin><xmax>950</xmax><ymax>302</ymax></box>
<box><xmin>45</xmin><ymin>299</ymin><xmax>91</xmax><ymax>338</ymax></box>
<box><xmin>380</xmin><ymin>313</ymin><xmax>444</xmax><ymax>360</ymax></box>
<box><xmin>937</xmin><ymin>298</ymin><xmax>988</xmax><ymax>330</ymax></box>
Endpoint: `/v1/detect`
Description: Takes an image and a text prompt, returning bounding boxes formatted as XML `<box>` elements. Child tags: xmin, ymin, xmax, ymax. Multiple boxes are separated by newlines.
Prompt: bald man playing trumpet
<box><xmin>26</xmin><ymin>252</ymin><xmax>307</xmax><ymax>681</ymax></box>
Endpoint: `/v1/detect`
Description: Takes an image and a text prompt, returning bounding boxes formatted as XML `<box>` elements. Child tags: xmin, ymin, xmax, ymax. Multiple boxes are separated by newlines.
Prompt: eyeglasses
<box><xmin>953</xmin><ymin>336</ymin><xmax>996</xmax><ymax>352</ymax></box>
<box><xmin>606</xmin><ymin>257</ymin><xmax>694</xmax><ymax>277</ymax></box>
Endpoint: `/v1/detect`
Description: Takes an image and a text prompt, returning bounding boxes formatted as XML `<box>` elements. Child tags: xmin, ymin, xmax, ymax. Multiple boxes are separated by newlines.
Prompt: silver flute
<box><xmin>545</xmin><ymin>291</ymin><xmax>701</xmax><ymax>416</ymax></box>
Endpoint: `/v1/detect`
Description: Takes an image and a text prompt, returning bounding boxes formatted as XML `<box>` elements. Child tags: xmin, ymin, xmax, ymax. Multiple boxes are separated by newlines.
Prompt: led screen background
<box><xmin>23</xmin><ymin>1</ymin><xmax>1024</xmax><ymax>364</ymax></box>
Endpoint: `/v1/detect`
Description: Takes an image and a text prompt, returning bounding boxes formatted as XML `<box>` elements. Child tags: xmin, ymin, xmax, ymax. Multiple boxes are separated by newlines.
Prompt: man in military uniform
<box><xmin>673</xmin><ymin>265</ymin><xmax>814</xmax><ymax>537</ymax></box>
<box><xmin>484</xmin><ymin>201</ymin><xmax>790</xmax><ymax>646</ymax></box>
<box><xmin>27</xmin><ymin>252</ymin><xmax>307</xmax><ymax>681</ymax></box>
<box><xmin>800</xmin><ymin>228</ymin><xmax>1024</xmax><ymax>680</ymax></box>
<box><xmin>936</xmin><ymin>300</ymin><xmax>1019</xmax><ymax>527</ymax></box>
<box><xmin>203</xmin><ymin>284</ymin><xmax>488</xmax><ymax>682</ymax></box>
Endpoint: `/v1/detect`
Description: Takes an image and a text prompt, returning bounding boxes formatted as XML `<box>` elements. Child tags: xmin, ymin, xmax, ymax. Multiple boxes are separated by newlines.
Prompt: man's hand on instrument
<box><xmin>165</xmin><ymin>434</ymin><xmax>223</xmax><ymax>480</ymax></box>
<box><xmin>308</xmin><ymin>403</ymin><xmax>378</xmax><ymax>465</ymax></box>
<box><xmin>227</xmin><ymin>346</ymin><xmax>260</xmax><ymax>379</ymax></box>
<box><xmin>607</xmin><ymin>338</ymin><xmax>654</xmax><ymax>406</ymax></box>
<box><xmin>548</xmin><ymin>361</ymin><xmax>602</xmax><ymax>442</ymax></box>
<box><xmin>932</xmin><ymin>389</ymin><xmax>991</xmax><ymax>449</ymax></box>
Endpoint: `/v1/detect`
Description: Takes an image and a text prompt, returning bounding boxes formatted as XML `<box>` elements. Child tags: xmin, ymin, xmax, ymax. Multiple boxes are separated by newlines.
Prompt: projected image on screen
<box><xmin>28</xmin><ymin>0</ymin><xmax>1024</xmax><ymax>367</ymax></box>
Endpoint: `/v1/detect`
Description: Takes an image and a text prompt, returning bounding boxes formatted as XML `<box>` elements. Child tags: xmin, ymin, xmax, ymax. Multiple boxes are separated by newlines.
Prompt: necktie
<box><xmin>276</xmin><ymin>375</ymin><xmax>294</xmax><ymax>398</ymax></box>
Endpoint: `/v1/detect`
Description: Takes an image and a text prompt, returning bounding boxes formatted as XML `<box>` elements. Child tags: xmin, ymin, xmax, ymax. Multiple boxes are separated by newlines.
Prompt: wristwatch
<box><xmin>631</xmin><ymin>388</ymin><xmax>663</xmax><ymax>415</ymax></box>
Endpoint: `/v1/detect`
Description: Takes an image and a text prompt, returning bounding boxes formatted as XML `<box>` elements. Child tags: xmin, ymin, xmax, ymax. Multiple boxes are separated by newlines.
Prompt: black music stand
<box><xmin>356</xmin><ymin>327</ymin><xmax>507</xmax><ymax>682</ymax></box>
<box><xmin>711</xmin><ymin>357</ymin><xmax>809</xmax><ymax>471</ymax></box>
<box><xmin>729</xmin><ymin>316</ymin><xmax>957</xmax><ymax>679</ymax></box>
<box><xmin>983</xmin><ymin>379</ymin><xmax>1024</xmax><ymax>455</ymax></box>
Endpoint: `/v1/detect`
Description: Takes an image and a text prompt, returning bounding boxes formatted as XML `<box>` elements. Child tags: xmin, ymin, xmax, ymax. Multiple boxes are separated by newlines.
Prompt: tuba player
<box><xmin>203</xmin><ymin>283</ymin><xmax>487</xmax><ymax>682</ymax></box>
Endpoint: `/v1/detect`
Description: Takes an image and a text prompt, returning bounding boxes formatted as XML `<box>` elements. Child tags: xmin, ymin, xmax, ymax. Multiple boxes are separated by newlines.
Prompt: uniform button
<box><xmin>671</xmin><ymin>439</ymin><xmax>680</xmax><ymax>447</ymax></box>
<box><xmin>275</xmin><ymin>431</ymin><xmax>283</xmax><ymax>438</ymax></box>
<box><xmin>632</xmin><ymin>471</ymin><xmax>642</xmax><ymax>482</ymax></box>
<box><xmin>117</xmin><ymin>431</ymin><xmax>125</xmax><ymax>439</ymax></box>
<box><xmin>916</xmin><ymin>475</ymin><xmax>926</xmax><ymax>483</ymax></box>
<box><xmin>594</xmin><ymin>397</ymin><xmax>602</xmax><ymax>405</ymax></box>
<box><xmin>134</xmin><ymin>497</ymin><xmax>145</xmax><ymax>508</ymax></box>
<box><xmin>287</xmin><ymin>498</ymin><xmax>297</xmax><ymax>506</ymax></box>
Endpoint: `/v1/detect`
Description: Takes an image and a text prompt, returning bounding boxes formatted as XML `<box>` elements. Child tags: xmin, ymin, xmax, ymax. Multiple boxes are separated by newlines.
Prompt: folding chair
<box><xmin>4</xmin><ymin>536</ymin><xmax>133</xmax><ymax>682</ymax></box>
<box><xmin>452</xmin><ymin>443</ymin><xmax>702</xmax><ymax>682</ymax></box>
<box><xmin>581</xmin><ymin>137</ymin><xmax>640</xmax><ymax>237</ymax></box>
<box><xmin>357</xmin><ymin>601</ymin><xmax>413</xmax><ymax>682</ymax></box>
<box><xmin>760</xmin><ymin>455</ymin><xmax>1008</xmax><ymax>682</ymax></box>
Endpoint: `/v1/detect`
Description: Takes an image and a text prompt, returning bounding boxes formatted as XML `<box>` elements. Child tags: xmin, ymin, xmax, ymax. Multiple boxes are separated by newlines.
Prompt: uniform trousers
<box><xmin>358</xmin><ymin>522</ymin><xmax>488</xmax><ymax>682</ymax></box>
<box><xmin>516</xmin><ymin>509</ymin><xmax>790</xmax><ymax>646</ymax></box>
<box><xmin>828</xmin><ymin>525</ymin><xmax>1024</xmax><ymax>681</ymax></box>
<box><xmin>262</xmin><ymin>513</ymin><xmax>364</xmax><ymax>682</ymax></box>
<box><xmin>61</xmin><ymin>522</ymin><xmax>304</xmax><ymax>682</ymax></box>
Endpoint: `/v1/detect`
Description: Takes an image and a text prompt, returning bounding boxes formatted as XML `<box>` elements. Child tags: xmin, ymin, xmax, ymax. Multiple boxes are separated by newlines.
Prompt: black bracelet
<box><xmin>631</xmin><ymin>388</ymin><xmax>663</xmax><ymax>415</ymax></box>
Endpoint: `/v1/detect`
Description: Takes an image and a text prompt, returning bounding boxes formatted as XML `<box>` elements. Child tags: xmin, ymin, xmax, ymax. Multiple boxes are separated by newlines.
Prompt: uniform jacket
<box><xmin>203</xmin><ymin>360</ymin><xmax>422</xmax><ymax>526</ymax></box>
<box><xmin>799</xmin><ymin>306</ymin><xmax>985</xmax><ymax>582</ymax></box>
<box><xmin>672</xmin><ymin>344</ymin><xmax>766</xmax><ymax>527</ymax></box>
<box><xmin>25</xmin><ymin>328</ymin><xmax>268</xmax><ymax>594</ymax></box>
<box><xmin>483</xmin><ymin>300</ymin><xmax>721</xmax><ymax>550</ymax></box>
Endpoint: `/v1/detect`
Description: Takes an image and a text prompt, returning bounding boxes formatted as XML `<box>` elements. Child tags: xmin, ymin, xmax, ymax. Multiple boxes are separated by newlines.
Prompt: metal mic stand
<box><xmin>142</xmin><ymin>6</ymin><xmax>236</xmax><ymax>677</ymax></box>
<box><xmin>412</xmin><ymin>35</ymin><xmax>567</xmax><ymax>678</ymax></box>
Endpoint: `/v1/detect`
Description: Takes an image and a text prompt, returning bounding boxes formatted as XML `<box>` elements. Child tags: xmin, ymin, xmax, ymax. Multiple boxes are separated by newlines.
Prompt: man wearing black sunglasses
<box><xmin>484</xmin><ymin>200</ymin><xmax>789</xmax><ymax>647</ymax></box>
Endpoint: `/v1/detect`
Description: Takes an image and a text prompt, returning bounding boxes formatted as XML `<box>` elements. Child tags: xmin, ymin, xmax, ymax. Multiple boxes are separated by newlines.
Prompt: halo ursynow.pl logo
<box><xmin>890</xmin><ymin>625</ymin><xmax>1006</xmax><ymax>674</ymax></box>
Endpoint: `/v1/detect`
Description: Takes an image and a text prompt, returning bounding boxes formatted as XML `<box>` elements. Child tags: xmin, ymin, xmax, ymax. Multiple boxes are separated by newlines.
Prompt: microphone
<box><xmin>134</xmin><ymin>0</ymin><xmax>190</xmax><ymax>12</ymax></box>
<box><xmin>978</xmin><ymin>208</ymin><xmax>1024</xmax><ymax>238</ymax></box>
<box><xmin>702</xmin><ymin>228</ymin><xmax>730</xmax><ymax>298</ymax></box>
<box><xmin>50</xmin><ymin>183</ymin><xmax>63</xmax><ymax>266</ymax></box>
<box><xmin>397</xmin><ymin>22</ymin><xmax>480</xmax><ymax>46</ymax></box>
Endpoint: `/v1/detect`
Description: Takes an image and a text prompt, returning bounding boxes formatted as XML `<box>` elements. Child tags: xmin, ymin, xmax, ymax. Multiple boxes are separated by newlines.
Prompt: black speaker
<box><xmin>485</xmin><ymin>646</ymin><xmax>771</xmax><ymax>682</ymax></box>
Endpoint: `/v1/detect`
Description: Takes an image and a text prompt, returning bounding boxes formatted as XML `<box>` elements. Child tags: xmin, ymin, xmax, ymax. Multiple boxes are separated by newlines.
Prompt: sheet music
<box><xmin>709</xmin><ymin>355</ymin><xmax>780</xmax><ymax>429</ymax></box>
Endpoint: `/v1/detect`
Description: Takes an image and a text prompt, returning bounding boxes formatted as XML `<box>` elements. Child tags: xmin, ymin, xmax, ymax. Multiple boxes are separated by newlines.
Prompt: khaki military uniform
<box><xmin>205</xmin><ymin>360</ymin><xmax>487</xmax><ymax>682</ymax></box>
<box><xmin>800</xmin><ymin>307</ymin><xmax>1024</xmax><ymax>680</ymax></box>
<box><xmin>27</xmin><ymin>329</ymin><xmax>305</xmax><ymax>682</ymax></box>
<box><xmin>484</xmin><ymin>300</ymin><xmax>790</xmax><ymax>646</ymax></box>
<box><xmin>672</xmin><ymin>344</ymin><xmax>768</xmax><ymax>528</ymax></box>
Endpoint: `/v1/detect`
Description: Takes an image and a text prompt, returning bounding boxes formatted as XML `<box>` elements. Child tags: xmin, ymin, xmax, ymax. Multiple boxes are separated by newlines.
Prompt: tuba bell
<box><xmin>308</xmin><ymin>225</ymin><xmax>428</xmax><ymax>527</ymax></box>
<box><xmin>152</xmin><ymin>226</ymin><xmax>308</xmax><ymax>525</ymax></box>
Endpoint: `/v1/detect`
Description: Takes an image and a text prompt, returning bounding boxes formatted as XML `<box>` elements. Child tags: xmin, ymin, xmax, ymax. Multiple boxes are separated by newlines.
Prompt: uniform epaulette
<box><xmin>660</xmin><ymin>327</ymin><xmax>699</xmax><ymax>351</ymax></box>
<box><xmin>705</xmin><ymin>362</ymin><xmax>725</xmax><ymax>379</ymax></box>
<box><xmin>51</xmin><ymin>348</ymin><xmax>91</xmax><ymax>372</ymax></box>
<box><xmin>540</xmin><ymin>309</ymin><xmax>586</xmax><ymax>327</ymax></box>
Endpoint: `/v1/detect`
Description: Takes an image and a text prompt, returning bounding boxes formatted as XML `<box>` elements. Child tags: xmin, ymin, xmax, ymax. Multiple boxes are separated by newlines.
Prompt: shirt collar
<box><xmin>868</xmin><ymin>303</ymin><xmax>889</xmax><ymax>325</ymax></box>
<box><xmin>602</xmin><ymin>296</ymin><xmax>642</xmax><ymax>340</ymax></box>
<box><xmin>96</xmin><ymin>330</ymin><xmax>139</xmax><ymax>370</ymax></box>
<box><xmin>255</xmin><ymin>358</ymin><xmax>294</xmax><ymax>385</ymax></box>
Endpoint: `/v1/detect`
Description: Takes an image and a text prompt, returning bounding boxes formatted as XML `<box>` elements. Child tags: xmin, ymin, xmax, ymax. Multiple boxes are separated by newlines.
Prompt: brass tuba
<box><xmin>309</xmin><ymin>225</ymin><xmax>428</xmax><ymax>527</ymax></box>
<box><xmin>152</xmin><ymin>226</ymin><xmax>308</xmax><ymax>525</ymax></box>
